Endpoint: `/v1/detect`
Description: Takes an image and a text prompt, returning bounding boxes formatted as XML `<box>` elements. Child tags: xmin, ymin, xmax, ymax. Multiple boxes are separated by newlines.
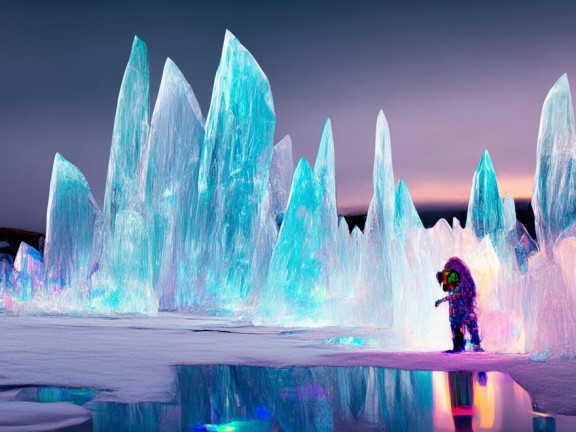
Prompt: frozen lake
<box><xmin>1</xmin><ymin>313</ymin><xmax>576</xmax><ymax>430</ymax></box>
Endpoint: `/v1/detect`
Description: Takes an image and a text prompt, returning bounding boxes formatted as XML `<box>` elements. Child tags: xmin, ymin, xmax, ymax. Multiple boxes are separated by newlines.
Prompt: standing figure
<box><xmin>434</xmin><ymin>257</ymin><xmax>483</xmax><ymax>353</ymax></box>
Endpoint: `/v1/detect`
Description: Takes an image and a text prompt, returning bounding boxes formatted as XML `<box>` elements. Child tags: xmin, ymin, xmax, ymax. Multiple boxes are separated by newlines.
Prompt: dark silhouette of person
<box><xmin>435</xmin><ymin>257</ymin><xmax>482</xmax><ymax>353</ymax></box>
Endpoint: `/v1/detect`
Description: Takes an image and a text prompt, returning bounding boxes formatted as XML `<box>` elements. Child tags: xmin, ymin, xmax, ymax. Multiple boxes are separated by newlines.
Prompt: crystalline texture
<box><xmin>532</xmin><ymin>74</ymin><xmax>576</xmax><ymax>253</ymax></box>
<box><xmin>91</xmin><ymin>210</ymin><xmax>158</xmax><ymax>314</ymax></box>
<box><xmin>44</xmin><ymin>154</ymin><xmax>100</xmax><ymax>292</ymax></box>
<box><xmin>269</xmin><ymin>135</ymin><xmax>295</xmax><ymax>226</ymax></box>
<box><xmin>12</xmin><ymin>33</ymin><xmax>576</xmax><ymax>357</ymax></box>
<box><xmin>257</xmin><ymin>160</ymin><xmax>328</xmax><ymax>324</ymax></box>
<box><xmin>143</xmin><ymin>58</ymin><xmax>205</xmax><ymax>309</ymax></box>
<box><xmin>394</xmin><ymin>179</ymin><xmax>423</xmax><ymax>239</ymax></box>
<box><xmin>256</xmin><ymin>121</ymin><xmax>338</xmax><ymax>325</ymax></box>
<box><xmin>361</xmin><ymin>111</ymin><xmax>397</xmax><ymax>327</ymax></box>
<box><xmin>193</xmin><ymin>30</ymin><xmax>275</xmax><ymax>309</ymax></box>
<box><xmin>103</xmin><ymin>36</ymin><xmax>150</xmax><ymax>229</ymax></box>
<box><xmin>466</xmin><ymin>150</ymin><xmax>503</xmax><ymax>240</ymax></box>
<box><xmin>10</xmin><ymin>242</ymin><xmax>44</xmax><ymax>302</ymax></box>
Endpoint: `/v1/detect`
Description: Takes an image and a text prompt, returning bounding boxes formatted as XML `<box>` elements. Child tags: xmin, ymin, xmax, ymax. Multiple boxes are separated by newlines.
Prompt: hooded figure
<box><xmin>435</xmin><ymin>257</ymin><xmax>482</xmax><ymax>353</ymax></box>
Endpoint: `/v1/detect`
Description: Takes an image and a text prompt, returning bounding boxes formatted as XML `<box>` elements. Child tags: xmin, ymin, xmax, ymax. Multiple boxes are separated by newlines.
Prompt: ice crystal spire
<box><xmin>257</xmin><ymin>119</ymin><xmax>340</xmax><ymax>324</ymax></box>
<box><xmin>194</xmin><ymin>30</ymin><xmax>275</xmax><ymax>308</ymax></box>
<box><xmin>257</xmin><ymin>159</ymin><xmax>327</xmax><ymax>323</ymax></box>
<box><xmin>44</xmin><ymin>154</ymin><xmax>100</xmax><ymax>291</ymax></box>
<box><xmin>103</xmin><ymin>36</ymin><xmax>150</xmax><ymax>230</ymax></box>
<box><xmin>143</xmin><ymin>58</ymin><xmax>205</xmax><ymax>308</ymax></box>
<box><xmin>365</xmin><ymin>110</ymin><xmax>395</xmax><ymax>240</ymax></box>
<box><xmin>466</xmin><ymin>150</ymin><xmax>503</xmax><ymax>239</ymax></box>
<box><xmin>532</xmin><ymin>74</ymin><xmax>576</xmax><ymax>253</ymax></box>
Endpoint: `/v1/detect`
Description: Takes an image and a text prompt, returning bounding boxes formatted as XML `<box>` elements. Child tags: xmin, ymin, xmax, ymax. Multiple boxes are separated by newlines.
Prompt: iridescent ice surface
<box><xmin>5</xmin><ymin>31</ymin><xmax>576</xmax><ymax>358</ymax></box>
<box><xmin>4</xmin><ymin>366</ymin><xmax>576</xmax><ymax>432</ymax></box>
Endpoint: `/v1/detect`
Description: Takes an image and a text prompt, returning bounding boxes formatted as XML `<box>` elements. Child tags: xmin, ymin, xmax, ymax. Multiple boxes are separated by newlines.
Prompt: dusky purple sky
<box><xmin>2</xmin><ymin>0</ymin><xmax>576</xmax><ymax>232</ymax></box>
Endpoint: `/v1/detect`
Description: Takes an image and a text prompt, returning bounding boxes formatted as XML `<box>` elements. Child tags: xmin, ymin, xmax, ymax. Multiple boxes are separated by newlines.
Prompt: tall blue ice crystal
<box><xmin>394</xmin><ymin>179</ymin><xmax>423</xmax><ymax>240</ymax></box>
<box><xmin>532</xmin><ymin>74</ymin><xmax>576</xmax><ymax>254</ymax></box>
<box><xmin>103</xmin><ymin>36</ymin><xmax>150</xmax><ymax>230</ymax></box>
<box><xmin>194</xmin><ymin>30</ymin><xmax>275</xmax><ymax>309</ymax></box>
<box><xmin>143</xmin><ymin>58</ymin><xmax>205</xmax><ymax>309</ymax></box>
<box><xmin>466</xmin><ymin>150</ymin><xmax>503</xmax><ymax>239</ymax></box>
<box><xmin>362</xmin><ymin>111</ymin><xmax>397</xmax><ymax>326</ymax></box>
<box><xmin>44</xmin><ymin>154</ymin><xmax>100</xmax><ymax>292</ymax></box>
<box><xmin>257</xmin><ymin>160</ymin><xmax>328</xmax><ymax>324</ymax></box>
<box><xmin>256</xmin><ymin>122</ymin><xmax>338</xmax><ymax>324</ymax></box>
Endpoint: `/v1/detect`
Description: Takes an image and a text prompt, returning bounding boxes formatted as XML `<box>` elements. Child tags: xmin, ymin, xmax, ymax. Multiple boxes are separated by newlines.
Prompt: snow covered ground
<box><xmin>1</xmin><ymin>313</ymin><xmax>576</xmax><ymax>430</ymax></box>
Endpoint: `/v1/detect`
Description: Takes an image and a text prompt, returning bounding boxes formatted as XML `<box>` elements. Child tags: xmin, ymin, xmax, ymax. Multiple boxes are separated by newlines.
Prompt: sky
<box><xmin>2</xmin><ymin>1</ymin><xmax>576</xmax><ymax>232</ymax></box>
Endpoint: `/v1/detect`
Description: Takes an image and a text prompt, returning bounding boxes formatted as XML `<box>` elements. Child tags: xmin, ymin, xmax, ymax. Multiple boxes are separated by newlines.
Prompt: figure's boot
<box><xmin>468</xmin><ymin>319</ymin><xmax>483</xmax><ymax>352</ymax></box>
<box><xmin>445</xmin><ymin>328</ymin><xmax>465</xmax><ymax>353</ymax></box>
<box><xmin>453</xmin><ymin>328</ymin><xmax>465</xmax><ymax>352</ymax></box>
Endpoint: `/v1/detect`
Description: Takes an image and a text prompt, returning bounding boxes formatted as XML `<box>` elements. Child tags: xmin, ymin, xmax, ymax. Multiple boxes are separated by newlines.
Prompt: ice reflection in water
<box><xmin>10</xmin><ymin>366</ymin><xmax>576</xmax><ymax>431</ymax></box>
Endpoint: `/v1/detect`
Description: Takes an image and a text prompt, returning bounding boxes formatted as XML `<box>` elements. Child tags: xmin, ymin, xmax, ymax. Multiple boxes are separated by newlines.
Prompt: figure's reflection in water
<box><xmin>448</xmin><ymin>371</ymin><xmax>485</xmax><ymax>432</ymax></box>
<box><xmin>11</xmin><ymin>366</ymin><xmax>576</xmax><ymax>431</ymax></box>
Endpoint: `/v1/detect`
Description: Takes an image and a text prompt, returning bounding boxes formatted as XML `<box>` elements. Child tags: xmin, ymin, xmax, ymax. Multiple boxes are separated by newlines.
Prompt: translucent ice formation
<box><xmin>143</xmin><ymin>58</ymin><xmax>205</xmax><ymax>309</ymax></box>
<box><xmin>5</xmin><ymin>31</ymin><xmax>576</xmax><ymax>357</ymax></box>
<box><xmin>193</xmin><ymin>30</ymin><xmax>276</xmax><ymax>311</ymax></box>
<box><xmin>44</xmin><ymin>154</ymin><xmax>100</xmax><ymax>293</ymax></box>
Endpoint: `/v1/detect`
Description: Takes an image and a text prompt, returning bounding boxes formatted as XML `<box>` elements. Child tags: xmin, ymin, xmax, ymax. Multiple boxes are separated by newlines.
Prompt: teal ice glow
<box><xmin>5</xmin><ymin>31</ymin><xmax>576</xmax><ymax>357</ymax></box>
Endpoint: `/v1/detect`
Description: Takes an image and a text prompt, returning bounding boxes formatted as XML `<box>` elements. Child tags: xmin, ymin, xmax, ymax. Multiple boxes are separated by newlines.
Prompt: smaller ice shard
<box><xmin>314</xmin><ymin>120</ymin><xmax>338</xmax><ymax>222</ymax></box>
<box><xmin>513</xmin><ymin>221</ymin><xmax>538</xmax><ymax>272</ymax></box>
<box><xmin>257</xmin><ymin>158</ymin><xmax>331</xmax><ymax>324</ymax></box>
<box><xmin>259</xmin><ymin>121</ymin><xmax>339</xmax><ymax>323</ymax></box>
<box><xmin>502</xmin><ymin>194</ymin><xmax>517</xmax><ymax>232</ymax></box>
<box><xmin>533</xmin><ymin>74</ymin><xmax>576</xmax><ymax>253</ymax></box>
<box><xmin>394</xmin><ymin>179</ymin><xmax>423</xmax><ymax>239</ymax></box>
<box><xmin>11</xmin><ymin>242</ymin><xmax>44</xmax><ymax>301</ymax></box>
<box><xmin>466</xmin><ymin>150</ymin><xmax>503</xmax><ymax>240</ymax></box>
<box><xmin>0</xmin><ymin>253</ymin><xmax>13</xmax><ymax>291</ymax></box>
<box><xmin>44</xmin><ymin>154</ymin><xmax>100</xmax><ymax>292</ymax></box>
<box><xmin>103</xmin><ymin>36</ymin><xmax>150</xmax><ymax>230</ymax></box>
<box><xmin>143</xmin><ymin>58</ymin><xmax>205</xmax><ymax>308</ymax></box>
<box><xmin>269</xmin><ymin>135</ymin><xmax>295</xmax><ymax>225</ymax></box>
<box><xmin>194</xmin><ymin>30</ymin><xmax>276</xmax><ymax>308</ymax></box>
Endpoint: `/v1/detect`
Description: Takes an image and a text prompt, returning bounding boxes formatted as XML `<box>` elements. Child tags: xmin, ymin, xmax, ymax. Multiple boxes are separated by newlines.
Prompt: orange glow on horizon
<box><xmin>338</xmin><ymin>174</ymin><xmax>534</xmax><ymax>214</ymax></box>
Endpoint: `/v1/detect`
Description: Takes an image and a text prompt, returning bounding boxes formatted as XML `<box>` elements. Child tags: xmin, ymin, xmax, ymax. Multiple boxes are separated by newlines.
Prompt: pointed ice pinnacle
<box><xmin>466</xmin><ymin>150</ymin><xmax>503</xmax><ymax>239</ymax></box>
<box><xmin>314</xmin><ymin>119</ymin><xmax>338</xmax><ymax>236</ymax></box>
<box><xmin>143</xmin><ymin>58</ymin><xmax>205</xmax><ymax>308</ymax></box>
<box><xmin>194</xmin><ymin>30</ymin><xmax>276</xmax><ymax>307</ymax></box>
<box><xmin>103</xmin><ymin>36</ymin><xmax>150</xmax><ymax>231</ymax></box>
<box><xmin>44</xmin><ymin>154</ymin><xmax>100</xmax><ymax>291</ymax></box>
<box><xmin>533</xmin><ymin>74</ymin><xmax>576</xmax><ymax>253</ymax></box>
<box><xmin>361</xmin><ymin>111</ymin><xmax>397</xmax><ymax>327</ymax></box>
<box><xmin>257</xmin><ymin>159</ymin><xmax>328</xmax><ymax>323</ymax></box>
<box><xmin>365</xmin><ymin>110</ymin><xmax>395</xmax><ymax>241</ymax></box>
<box><xmin>394</xmin><ymin>179</ymin><xmax>423</xmax><ymax>239</ymax></box>
<box><xmin>257</xmin><ymin>122</ymin><xmax>339</xmax><ymax>324</ymax></box>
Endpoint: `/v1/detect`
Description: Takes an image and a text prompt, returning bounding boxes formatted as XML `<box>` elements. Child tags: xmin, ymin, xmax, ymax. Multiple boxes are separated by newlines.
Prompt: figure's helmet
<box><xmin>437</xmin><ymin>269</ymin><xmax>460</xmax><ymax>292</ymax></box>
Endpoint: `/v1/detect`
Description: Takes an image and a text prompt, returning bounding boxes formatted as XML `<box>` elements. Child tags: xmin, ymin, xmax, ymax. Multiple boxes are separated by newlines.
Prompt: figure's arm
<box><xmin>434</xmin><ymin>286</ymin><xmax>460</xmax><ymax>307</ymax></box>
<box><xmin>434</xmin><ymin>296</ymin><xmax>448</xmax><ymax>307</ymax></box>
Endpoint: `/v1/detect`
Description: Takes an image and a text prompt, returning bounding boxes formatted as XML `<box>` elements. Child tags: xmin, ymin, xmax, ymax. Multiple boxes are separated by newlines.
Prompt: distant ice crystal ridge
<box><xmin>3</xmin><ymin>32</ymin><xmax>576</xmax><ymax>357</ymax></box>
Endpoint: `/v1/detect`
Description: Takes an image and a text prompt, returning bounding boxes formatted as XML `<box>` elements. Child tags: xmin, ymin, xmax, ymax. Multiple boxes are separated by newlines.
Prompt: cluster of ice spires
<box><xmin>1</xmin><ymin>31</ymin><xmax>576</xmax><ymax>356</ymax></box>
